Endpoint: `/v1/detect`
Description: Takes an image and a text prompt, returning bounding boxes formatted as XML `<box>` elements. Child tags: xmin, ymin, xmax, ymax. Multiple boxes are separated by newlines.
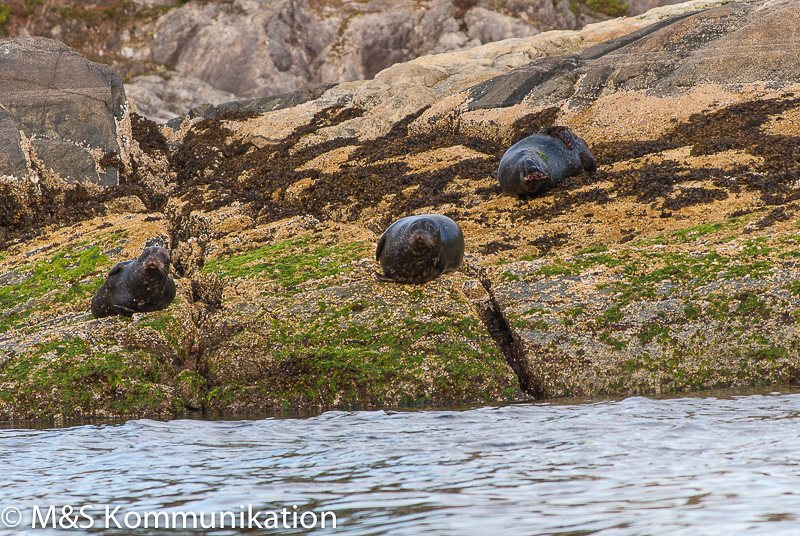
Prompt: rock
<box><xmin>2</xmin><ymin>0</ymin><xmax>683</xmax><ymax>125</ymax></box>
<box><xmin>464</xmin><ymin>7</ymin><xmax>540</xmax><ymax>44</ymax></box>
<box><xmin>131</xmin><ymin>0</ymin><xmax>179</xmax><ymax>5</ymax></box>
<box><xmin>0</xmin><ymin>110</ymin><xmax>28</xmax><ymax>179</ymax></box>
<box><xmin>166</xmin><ymin>83</ymin><xmax>335</xmax><ymax>129</ymax></box>
<box><xmin>175</xmin><ymin>370</ymin><xmax>207</xmax><ymax>411</ymax></box>
<box><xmin>30</xmin><ymin>138</ymin><xmax>116</xmax><ymax>187</ymax></box>
<box><xmin>504</xmin><ymin>0</ymin><xmax>589</xmax><ymax>30</ymax></box>
<box><xmin>119</xmin><ymin>0</ymin><xmax>590</xmax><ymax>121</ymax></box>
<box><xmin>125</xmin><ymin>73</ymin><xmax>237</xmax><ymax>124</ymax></box>
<box><xmin>288</xmin><ymin>1</ymin><xmax>720</xmax><ymax>146</ymax></box>
<box><xmin>0</xmin><ymin>37</ymin><xmax>127</xmax><ymax>185</ymax></box>
<box><xmin>413</xmin><ymin>0</ymin><xmax>800</xmax><ymax>138</ymax></box>
<box><xmin>140</xmin><ymin>0</ymin><xmax>333</xmax><ymax>99</ymax></box>
<box><xmin>3</xmin><ymin>0</ymin><xmax>800</xmax><ymax>420</ymax></box>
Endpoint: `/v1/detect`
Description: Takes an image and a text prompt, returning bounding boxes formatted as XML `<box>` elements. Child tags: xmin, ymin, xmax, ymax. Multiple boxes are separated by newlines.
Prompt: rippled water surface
<box><xmin>3</xmin><ymin>389</ymin><xmax>800</xmax><ymax>535</ymax></box>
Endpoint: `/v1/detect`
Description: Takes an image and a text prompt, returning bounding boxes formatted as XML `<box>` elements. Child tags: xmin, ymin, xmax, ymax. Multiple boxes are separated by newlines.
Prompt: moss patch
<box><xmin>202</xmin><ymin>235</ymin><xmax>369</xmax><ymax>293</ymax></box>
<box><xmin>205</xmin><ymin>300</ymin><xmax>519</xmax><ymax>412</ymax></box>
<box><xmin>0</xmin><ymin>244</ymin><xmax>110</xmax><ymax>333</ymax></box>
<box><xmin>0</xmin><ymin>337</ymin><xmax>179</xmax><ymax>420</ymax></box>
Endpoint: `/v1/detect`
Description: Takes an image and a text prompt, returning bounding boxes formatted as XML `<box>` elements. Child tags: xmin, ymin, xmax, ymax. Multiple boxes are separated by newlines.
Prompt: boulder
<box><xmin>0</xmin><ymin>37</ymin><xmax>127</xmax><ymax>185</ymax></box>
<box><xmin>125</xmin><ymin>73</ymin><xmax>237</xmax><ymax>125</ymax></box>
<box><xmin>141</xmin><ymin>0</ymin><xmax>333</xmax><ymax>99</ymax></box>
<box><xmin>123</xmin><ymin>0</ymin><xmax>547</xmax><ymax>120</ymax></box>
<box><xmin>416</xmin><ymin>0</ymin><xmax>800</xmax><ymax>124</ymax></box>
<box><xmin>464</xmin><ymin>7</ymin><xmax>541</xmax><ymax>44</ymax></box>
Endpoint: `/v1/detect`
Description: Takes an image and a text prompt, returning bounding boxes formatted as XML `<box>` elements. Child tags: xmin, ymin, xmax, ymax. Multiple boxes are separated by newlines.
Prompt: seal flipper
<box><xmin>376</xmin><ymin>272</ymin><xmax>395</xmax><ymax>282</ymax></box>
<box><xmin>521</xmin><ymin>169</ymin><xmax>550</xmax><ymax>196</ymax></box>
<box><xmin>541</xmin><ymin>125</ymin><xmax>574</xmax><ymax>150</ymax></box>
<box><xmin>376</xmin><ymin>233</ymin><xmax>387</xmax><ymax>262</ymax></box>
<box><xmin>113</xmin><ymin>304</ymin><xmax>136</xmax><ymax>316</ymax></box>
<box><xmin>580</xmin><ymin>151</ymin><xmax>597</xmax><ymax>173</ymax></box>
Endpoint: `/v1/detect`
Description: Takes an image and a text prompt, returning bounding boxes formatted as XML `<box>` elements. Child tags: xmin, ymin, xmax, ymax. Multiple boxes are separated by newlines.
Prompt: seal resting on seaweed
<box><xmin>91</xmin><ymin>246</ymin><xmax>177</xmax><ymax>318</ymax></box>
<box><xmin>376</xmin><ymin>214</ymin><xmax>464</xmax><ymax>284</ymax></box>
<box><xmin>497</xmin><ymin>126</ymin><xmax>596</xmax><ymax>199</ymax></box>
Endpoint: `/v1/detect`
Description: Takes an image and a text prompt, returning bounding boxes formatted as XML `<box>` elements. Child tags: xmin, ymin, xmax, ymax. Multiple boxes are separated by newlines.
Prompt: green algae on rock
<box><xmin>0</xmin><ymin>336</ymin><xmax>180</xmax><ymax>420</ymax></box>
<box><xmin>494</xmin><ymin>216</ymin><xmax>800</xmax><ymax>397</ymax></box>
<box><xmin>3</xmin><ymin>0</ymin><xmax>800</xmax><ymax>421</ymax></box>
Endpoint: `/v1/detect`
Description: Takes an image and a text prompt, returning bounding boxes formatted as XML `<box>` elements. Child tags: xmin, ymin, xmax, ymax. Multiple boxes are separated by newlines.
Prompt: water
<box><xmin>2</xmin><ymin>389</ymin><xmax>800</xmax><ymax>535</ymax></box>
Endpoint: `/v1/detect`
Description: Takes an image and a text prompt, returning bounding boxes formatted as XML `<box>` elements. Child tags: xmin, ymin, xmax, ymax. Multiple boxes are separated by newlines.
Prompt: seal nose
<box><xmin>409</xmin><ymin>230</ymin><xmax>434</xmax><ymax>251</ymax></box>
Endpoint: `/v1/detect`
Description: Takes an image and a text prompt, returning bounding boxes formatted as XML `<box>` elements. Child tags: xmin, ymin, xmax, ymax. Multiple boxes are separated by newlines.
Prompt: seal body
<box><xmin>376</xmin><ymin>214</ymin><xmax>464</xmax><ymax>284</ymax></box>
<box><xmin>497</xmin><ymin>126</ymin><xmax>596</xmax><ymax>199</ymax></box>
<box><xmin>91</xmin><ymin>246</ymin><xmax>177</xmax><ymax>318</ymax></box>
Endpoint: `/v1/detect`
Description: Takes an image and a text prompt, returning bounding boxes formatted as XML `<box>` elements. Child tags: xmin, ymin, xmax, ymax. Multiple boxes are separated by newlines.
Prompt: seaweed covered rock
<box><xmin>0</xmin><ymin>215</ymin><xmax>519</xmax><ymax>420</ymax></box>
<box><xmin>3</xmin><ymin>0</ymin><xmax>800</xmax><ymax>422</ymax></box>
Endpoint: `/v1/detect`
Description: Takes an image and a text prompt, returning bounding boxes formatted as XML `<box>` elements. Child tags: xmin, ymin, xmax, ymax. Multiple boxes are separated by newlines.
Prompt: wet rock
<box><xmin>175</xmin><ymin>370</ymin><xmax>207</xmax><ymax>411</ymax></box>
<box><xmin>494</xmin><ymin>261</ymin><xmax>800</xmax><ymax>398</ymax></box>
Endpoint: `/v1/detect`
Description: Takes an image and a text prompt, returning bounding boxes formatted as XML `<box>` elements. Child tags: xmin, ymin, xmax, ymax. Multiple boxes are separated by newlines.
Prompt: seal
<box><xmin>91</xmin><ymin>246</ymin><xmax>177</xmax><ymax>318</ymax></box>
<box><xmin>376</xmin><ymin>214</ymin><xmax>464</xmax><ymax>284</ymax></box>
<box><xmin>497</xmin><ymin>126</ymin><xmax>596</xmax><ymax>199</ymax></box>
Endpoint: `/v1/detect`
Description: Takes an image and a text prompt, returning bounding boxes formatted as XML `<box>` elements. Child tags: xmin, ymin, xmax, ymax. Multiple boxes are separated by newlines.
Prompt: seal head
<box><xmin>516</xmin><ymin>156</ymin><xmax>553</xmax><ymax>197</ymax></box>
<box><xmin>497</xmin><ymin>126</ymin><xmax>596</xmax><ymax>199</ymax></box>
<box><xmin>376</xmin><ymin>214</ymin><xmax>464</xmax><ymax>284</ymax></box>
<box><xmin>91</xmin><ymin>246</ymin><xmax>177</xmax><ymax>318</ymax></box>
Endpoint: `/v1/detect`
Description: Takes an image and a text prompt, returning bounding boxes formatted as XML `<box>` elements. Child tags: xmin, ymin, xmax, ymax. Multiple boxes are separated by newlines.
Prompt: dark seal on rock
<box><xmin>91</xmin><ymin>246</ymin><xmax>177</xmax><ymax>318</ymax></box>
<box><xmin>497</xmin><ymin>126</ymin><xmax>596</xmax><ymax>198</ymax></box>
<box><xmin>376</xmin><ymin>214</ymin><xmax>464</xmax><ymax>284</ymax></box>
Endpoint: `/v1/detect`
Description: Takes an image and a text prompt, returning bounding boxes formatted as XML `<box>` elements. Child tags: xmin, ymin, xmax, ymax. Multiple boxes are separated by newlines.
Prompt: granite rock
<box><xmin>0</xmin><ymin>37</ymin><xmax>127</xmax><ymax>185</ymax></box>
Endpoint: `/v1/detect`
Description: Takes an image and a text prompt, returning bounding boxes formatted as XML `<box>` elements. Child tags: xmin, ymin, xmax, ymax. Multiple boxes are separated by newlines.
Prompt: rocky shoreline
<box><xmin>2</xmin><ymin>0</ymin><xmax>800</xmax><ymax>421</ymax></box>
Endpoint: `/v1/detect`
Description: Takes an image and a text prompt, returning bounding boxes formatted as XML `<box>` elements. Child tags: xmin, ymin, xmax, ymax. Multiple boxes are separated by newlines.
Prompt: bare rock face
<box><xmin>415</xmin><ymin>0</ymin><xmax>800</xmax><ymax>130</ymax></box>
<box><xmin>126</xmin><ymin>0</ymin><xmax>544</xmax><ymax>119</ymax></box>
<box><xmin>125</xmin><ymin>73</ymin><xmax>237</xmax><ymax>124</ymax></box>
<box><xmin>0</xmin><ymin>37</ymin><xmax>127</xmax><ymax>186</ymax></box>
<box><xmin>119</xmin><ymin>0</ymin><xmax>687</xmax><ymax>123</ymax></box>
<box><xmin>140</xmin><ymin>0</ymin><xmax>332</xmax><ymax>99</ymax></box>
<box><xmin>0</xmin><ymin>110</ymin><xmax>29</xmax><ymax>179</ymax></box>
<box><xmin>504</xmin><ymin>0</ymin><xmax>591</xmax><ymax>30</ymax></box>
<box><xmin>463</xmin><ymin>7</ymin><xmax>541</xmax><ymax>45</ymax></box>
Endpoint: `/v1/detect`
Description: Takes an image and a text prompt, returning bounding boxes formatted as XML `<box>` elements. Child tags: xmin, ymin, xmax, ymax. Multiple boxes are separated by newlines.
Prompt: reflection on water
<box><xmin>2</xmin><ymin>388</ymin><xmax>800</xmax><ymax>535</ymax></box>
